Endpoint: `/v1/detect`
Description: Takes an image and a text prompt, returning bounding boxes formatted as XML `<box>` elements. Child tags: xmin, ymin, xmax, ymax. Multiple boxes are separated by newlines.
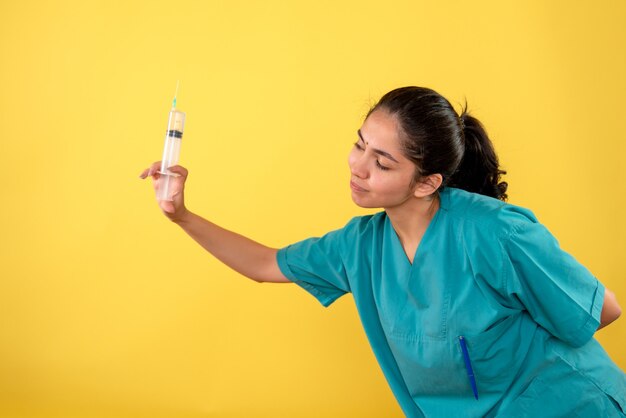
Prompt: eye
<box><xmin>376</xmin><ymin>160</ymin><xmax>390</xmax><ymax>171</ymax></box>
<box><xmin>353</xmin><ymin>141</ymin><xmax>364</xmax><ymax>151</ymax></box>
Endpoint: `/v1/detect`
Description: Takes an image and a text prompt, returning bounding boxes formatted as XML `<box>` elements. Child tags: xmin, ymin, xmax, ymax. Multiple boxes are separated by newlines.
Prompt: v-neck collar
<box><xmin>385</xmin><ymin>188</ymin><xmax>450</xmax><ymax>267</ymax></box>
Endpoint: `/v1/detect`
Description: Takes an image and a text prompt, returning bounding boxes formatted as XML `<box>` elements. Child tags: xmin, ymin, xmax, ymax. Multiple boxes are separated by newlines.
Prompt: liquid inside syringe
<box><xmin>157</xmin><ymin>83</ymin><xmax>186</xmax><ymax>201</ymax></box>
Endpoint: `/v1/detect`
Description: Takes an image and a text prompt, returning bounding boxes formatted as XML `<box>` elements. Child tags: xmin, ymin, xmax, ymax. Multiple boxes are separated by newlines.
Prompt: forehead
<box><xmin>361</xmin><ymin>109</ymin><xmax>405</xmax><ymax>153</ymax></box>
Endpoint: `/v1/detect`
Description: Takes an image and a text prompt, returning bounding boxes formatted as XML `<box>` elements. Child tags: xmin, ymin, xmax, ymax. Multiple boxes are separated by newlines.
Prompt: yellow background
<box><xmin>1</xmin><ymin>1</ymin><xmax>624</xmax><ymax>417</ymax></box>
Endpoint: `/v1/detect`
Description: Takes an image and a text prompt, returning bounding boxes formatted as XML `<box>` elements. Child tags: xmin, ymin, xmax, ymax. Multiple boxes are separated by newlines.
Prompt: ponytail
<box><xmin>448</xmin><ymin>109</ymin><xmax>508</xmax><ymax>201</ymax></box>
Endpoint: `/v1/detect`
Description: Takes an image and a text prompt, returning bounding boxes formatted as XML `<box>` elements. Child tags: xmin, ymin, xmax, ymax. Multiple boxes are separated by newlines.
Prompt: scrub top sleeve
<box><xmin>502</xmin><ymin>221</ymin><xmax>604</xmax><ymax>348</ymax></box>
<box><xmin>276</xmin><ymin>223</ymin><xmax>353</xmax><ymax>308</ymax></box>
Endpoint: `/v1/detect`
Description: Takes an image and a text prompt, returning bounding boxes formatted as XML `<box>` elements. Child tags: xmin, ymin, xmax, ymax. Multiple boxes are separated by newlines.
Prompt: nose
<box><xmin>349</xmin><ymin>150</ymin><xmax>369</xmax><ymax>179</ymax></box>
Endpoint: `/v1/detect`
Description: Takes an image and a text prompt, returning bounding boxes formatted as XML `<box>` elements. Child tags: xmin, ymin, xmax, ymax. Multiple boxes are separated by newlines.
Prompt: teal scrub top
<box><xmin>276</xmin><ymin>187</ymin><xmax>626</xmax><ymax>417</ymax></box>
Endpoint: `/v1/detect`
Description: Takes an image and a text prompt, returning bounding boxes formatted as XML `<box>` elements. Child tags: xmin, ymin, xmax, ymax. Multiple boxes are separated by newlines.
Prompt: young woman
<box><xmin>140</xmin><ymin>87</ymin><xmax>625</xmax><ymax>417</ymax></box>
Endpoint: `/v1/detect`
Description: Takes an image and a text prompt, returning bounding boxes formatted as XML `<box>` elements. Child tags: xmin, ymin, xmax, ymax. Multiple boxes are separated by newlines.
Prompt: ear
<box><xmin>412</xmin><ymin>174</ymin><xmax>443</xmax><ymax>198</ymax></box>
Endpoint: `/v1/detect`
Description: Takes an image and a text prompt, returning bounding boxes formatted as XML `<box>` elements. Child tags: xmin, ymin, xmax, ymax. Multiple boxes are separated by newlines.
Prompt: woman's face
<box><xmin>348</xmin><ymin>109</ymin><xmax>419</xmax><ymax>209</ymax></box>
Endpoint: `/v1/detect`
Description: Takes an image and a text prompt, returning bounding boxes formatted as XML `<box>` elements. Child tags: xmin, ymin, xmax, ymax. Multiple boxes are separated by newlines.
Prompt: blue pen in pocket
<box><xmin>459</xmin><ymin>336</ymin><xmax>479</xmax><ymax>400</ymax></box>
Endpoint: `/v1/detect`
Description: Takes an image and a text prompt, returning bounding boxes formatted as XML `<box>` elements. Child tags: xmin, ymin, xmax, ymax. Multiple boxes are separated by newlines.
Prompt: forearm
<box><xmin>173</xmin><ymin>210</ymin><xmax>288</xmax><ymax>283</ymax></box>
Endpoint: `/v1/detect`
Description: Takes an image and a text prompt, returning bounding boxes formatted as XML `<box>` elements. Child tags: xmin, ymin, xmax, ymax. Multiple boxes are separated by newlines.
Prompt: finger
<box><xmin>139</xmin><ymin>168</ymin><xmax>149</xmax><ymax>179</ymax></box>
<box><xmin>167</xmin><ymin>165</ymin><xmax>188</xmax><ymax>178</ymax></box>
<box><xmin>147</xmin><ymin>161</ymin><xmax>162</xmax><ymax>177</ymax></box>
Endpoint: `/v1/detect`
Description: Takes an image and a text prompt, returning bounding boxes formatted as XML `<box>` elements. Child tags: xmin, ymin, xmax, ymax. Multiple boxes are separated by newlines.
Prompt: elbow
<box><xmin>247</xmin><ymin>270</ymin><xmax>291</xmax><ymax>284</ymax></box>
<box><xmin>614</xmin><ymin>296</ymin><xmax>623</xmax><ymax>320</ymax></box>
<box><xmin>600</xmin><ymin>309</ymin><xmax>621</xmax><ymax>330</ymax></box>
<box><xmin>599</xmin><ymin>289</ymin><xmax>621</xmax><ymax>329</ymax></box>
<box><xmin>247</xmin><ymin>271</ymin><xmax>270</xmax><ymax>283</ymax></box>
<box><xmin>250</xmin><ymin>275</ymin><xmax>291</xmax><ymax>284</ymax></box>
<box><xmin>249</xmin><ymin>275</ymin><xmax>275</xmax><ymax>284</ymax></box>
<box><xmin>607</xmin><ymin>289</ymin><xmax>622</xmax><ymax>321</ymax></box>
<box><xmin>612</xmin><ymin>304</ymin><xmax>622</xmax><ymax>322</ymax></box>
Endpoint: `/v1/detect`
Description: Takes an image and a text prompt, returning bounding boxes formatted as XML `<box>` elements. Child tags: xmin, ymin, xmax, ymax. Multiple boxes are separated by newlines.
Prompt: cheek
<box><xmin>372</xmin><ymin>172</ymin><xmax>413</xmax><ymax>195</ymax></box>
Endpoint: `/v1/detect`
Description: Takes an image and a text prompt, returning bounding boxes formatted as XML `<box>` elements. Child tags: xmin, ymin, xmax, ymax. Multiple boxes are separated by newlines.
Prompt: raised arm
<box><xmin>139</xmin><ymin>162</ymin><xmax>290</xmax><ymax>283</ymax></box>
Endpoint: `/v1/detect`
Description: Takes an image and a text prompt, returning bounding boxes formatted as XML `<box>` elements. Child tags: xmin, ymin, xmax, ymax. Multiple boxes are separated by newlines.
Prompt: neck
<box><xmin>385</xmin><ymin>194</ymin><xmax>440</xmax><ymax>246</ymax></box>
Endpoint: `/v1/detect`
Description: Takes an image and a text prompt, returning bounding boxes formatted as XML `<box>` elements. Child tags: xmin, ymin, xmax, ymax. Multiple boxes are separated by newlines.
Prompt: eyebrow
<box><xmin>357</xmin><ymin>129</ymin><xmax>400</xmax><ymax>163</ymax></box>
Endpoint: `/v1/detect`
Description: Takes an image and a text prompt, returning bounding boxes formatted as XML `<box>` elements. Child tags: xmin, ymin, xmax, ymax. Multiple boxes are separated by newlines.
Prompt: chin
<box><xmin>353</xmin><ymin>202</ymin><xmax>379</xmax><ymax>209</ymax></box>
<box><xmin>350</xmin><ymin>194</ymin><xmax>382</xmax><ymax>209</ymax></box>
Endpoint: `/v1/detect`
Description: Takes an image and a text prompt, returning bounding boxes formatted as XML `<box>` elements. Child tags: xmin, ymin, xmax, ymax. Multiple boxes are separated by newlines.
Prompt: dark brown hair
<box><xmin>368</xmin><ymin>86</ymin><xmax>508</xmax><ymax>200</ymax></box>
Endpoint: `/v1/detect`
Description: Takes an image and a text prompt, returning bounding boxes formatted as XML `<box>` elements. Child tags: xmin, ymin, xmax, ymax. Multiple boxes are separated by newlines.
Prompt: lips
<box><xmin>350</xmin><ymin>180</ymin><xmax>368</xmax><ymax>192</ymax></box>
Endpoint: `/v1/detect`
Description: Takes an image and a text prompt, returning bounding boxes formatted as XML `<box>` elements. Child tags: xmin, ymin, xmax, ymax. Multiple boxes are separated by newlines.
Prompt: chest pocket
<box><xmin>376</xmin><ymin>250</ymin><xmax>451</xmax><ymax>341</ymax></box>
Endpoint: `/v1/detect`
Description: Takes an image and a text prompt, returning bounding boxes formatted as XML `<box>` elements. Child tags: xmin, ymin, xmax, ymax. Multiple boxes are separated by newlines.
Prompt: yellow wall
<box><xmin>1</xmin><ymin>1</ymin><xmax>624</xmax><ymax>417</ymax></box>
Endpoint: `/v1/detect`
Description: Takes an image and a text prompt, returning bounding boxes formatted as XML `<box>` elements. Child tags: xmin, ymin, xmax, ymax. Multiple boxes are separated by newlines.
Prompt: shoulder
<box><xmin>441</xmin><ymin>188</ymin><xmax>554</xmax><ymax>294</ymax></box>
<box><xmin>441</xmin><ymin>187</ymin><xmax>540</xmax><ymax>239</ymax></box>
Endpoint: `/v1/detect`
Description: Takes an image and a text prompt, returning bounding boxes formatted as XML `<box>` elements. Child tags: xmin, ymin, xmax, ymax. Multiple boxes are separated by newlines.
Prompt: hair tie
<box><xmin>459</xmin><ymin>115</ymin><xmax>465</xmax><ymax>130</ymax></box>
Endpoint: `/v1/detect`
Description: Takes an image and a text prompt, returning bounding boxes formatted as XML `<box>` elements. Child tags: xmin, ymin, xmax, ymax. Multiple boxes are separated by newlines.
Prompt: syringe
<box><xmin>157</xmin><ymin>81</ymin><xmax>186</xmax><ymax>201</ymax></box>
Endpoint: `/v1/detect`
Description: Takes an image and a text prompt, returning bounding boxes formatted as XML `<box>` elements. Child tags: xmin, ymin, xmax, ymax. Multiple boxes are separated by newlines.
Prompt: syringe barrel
<box><xmin>157</xmin><ymin>108</ymin><xmax>186</xmax><ymax>201</ymax></box>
